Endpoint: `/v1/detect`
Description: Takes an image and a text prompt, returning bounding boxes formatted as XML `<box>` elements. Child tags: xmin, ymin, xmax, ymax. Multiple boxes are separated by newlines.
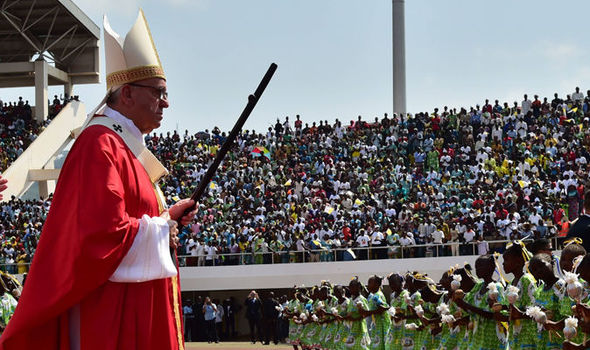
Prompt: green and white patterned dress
<box><xmin>437</xmin><ymin>294</ymin><xmax>460</xmax><ymax>350</ymax></box>
<box><xmin>299</xmin><ymin>300</ymin><xmax>314</xmax><ymax>347</ymax></box>
<box><xmin>286</xmin><ymin>298</ymin><xmax>301</xmax><ymax>345</ymax></box>
<box><xmin>319</xmin><ymin>295</ymin><xmax>340</xmax><ymax>348</ymax></box>
<box><xmin>533</xmin><ymin>279</ymin><xmax>569</xmax><ymax>350</ymax></box>
<box><xmin>398</xmin><ymin>291</ymin><xmax>423</xmax><ymax>350</ymax></box>
<box><xmin>332</xmin><ymin>297</ymin><xmax>351</xmax><ymax>350</ymax></box>
<box><xmin>307</xmin><ymin>300</ymin><xmax>323</xmax><ymax>347</ymax></box>
<box><xmin>416</xmin><ymin>299</ymin><xmax>439</xmax><ymax>350</ymax></box>
<box><xmin>0</xmin><ymin>292</ymin><xmax>17</xmax><ymax>331</ymax></box>
<box><xmin>469</xmin><ymin>281</ymin><xmax>507</xmax><ymax>350</ymax></box>
<box><xmin>342</xmin><ymin>295</ymin><xmax>371</xmax><ymax>350</ymax></box>
<box><xmin>506</xmin><ymin>273</ymin><xmax>538</xmax><ymax>349</ymax></box>
<box><xmin>385</xmin><ymin>289</ymin><xmax>409</xmax><ymax>350</ymax></box>
<box><xmin>296</xmin><ymin>300</ymin><xmax>309</xmax><ymax>346</ymax></box>
<box><xmin>409</xmin><ymin>291</ymin><xmax>432</xmax><ymax>350</ymax></box>
<box><xmin>458</xmin><ymin>281</ymin><xmax>484</xmax><ymax>350</ymax></box>
<box><xmin>367</xmin><ymin>290</ymin><xmax>391</xmax><ymax>350</ymax></box>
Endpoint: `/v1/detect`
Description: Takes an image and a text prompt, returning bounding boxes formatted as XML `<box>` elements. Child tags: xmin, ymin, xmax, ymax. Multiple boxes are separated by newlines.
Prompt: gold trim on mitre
<box><xmin>103</xmin><ymin>9</ymin><xmax>165</xmax><ymax>91</ymax></box>
<box><xmin>107</xmin><ymin>65</ymin><xmax>165</xmax><ymax>90</ymax></box>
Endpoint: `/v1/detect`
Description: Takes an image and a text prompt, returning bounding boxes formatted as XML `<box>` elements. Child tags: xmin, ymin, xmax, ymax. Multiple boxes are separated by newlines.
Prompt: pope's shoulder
<box><xmin>75</xmin><ymin>122</ymin><xmax>128</xmax><ymax>149</ymax></box>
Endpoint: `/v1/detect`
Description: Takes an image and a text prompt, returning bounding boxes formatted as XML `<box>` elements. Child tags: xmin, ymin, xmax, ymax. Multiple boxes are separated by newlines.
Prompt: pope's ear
<box><xmin>119</xmin><ymin>85</ymin><xmax>134</xmax><ymax>105</ymax></box>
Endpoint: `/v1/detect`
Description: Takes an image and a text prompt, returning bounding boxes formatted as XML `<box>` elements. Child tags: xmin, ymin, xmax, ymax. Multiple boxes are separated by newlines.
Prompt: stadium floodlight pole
<box><xmin>181</xmin><ymin>62</ymin><xmax>278</xmax><ymax>220</ymax></box>
<box><xmin>392</xmin><ymin>0</ymin><xmax>406</xmax><ymax>116</ymax></box>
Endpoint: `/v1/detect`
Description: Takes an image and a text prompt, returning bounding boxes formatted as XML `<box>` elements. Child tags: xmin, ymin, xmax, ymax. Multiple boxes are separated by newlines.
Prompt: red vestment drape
<box><xmin>0</xmin><ymin>123</ymin><xmax>183</xmax><ymax>350</ymax></box>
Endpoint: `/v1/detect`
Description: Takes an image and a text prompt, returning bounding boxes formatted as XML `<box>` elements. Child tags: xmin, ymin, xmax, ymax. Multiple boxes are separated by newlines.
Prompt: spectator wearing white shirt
<box><xmin>399</xmin><ymin>232</ymin><xmax>414</xmax><ymax>255</ymax></box>
<box><xmin>572</xmin><ymin>87</ymin><xmax>584</xmax><ymax>103</ymax></box>
<box><xmin>370</xmin><ymin>228</ymin><xmax>385</xmax><ymax>259</ymax></box>
<box><xmin>356</xmin><ymin>230</ymin><xmax>370</xmax><ymax>260</ymax></box>
<box><xmin>205</xmin><ymin>242</ymin><xmax>218</xmax><ymax>266</ymax></box>
<box><xmin>521</xmin><ymin>94</ymin><xmax>532</xmax><ymax>115</ymax></box>
<box><xmin>186</xmin><ymin>239</ymin><xmax>197</xmax><ymax>266</ymax></box>
<box><xmin>196</xmin><ymin>240</ymin><xmax>206</xmax><ymax>266</ymax></box>
<box><xmin>476</xmin><ymin>235</ymin><xmax>489</xmax><ymax>255</ymax></box>
<box><xmin>460</xmin><ymin>227</ymin><xmax>476</xmax><ymax>255</ymax></box>
<box><xmin>430</xmin><ymin>227</ymin><xmax>444</xmax><ymax>257</ymax></box>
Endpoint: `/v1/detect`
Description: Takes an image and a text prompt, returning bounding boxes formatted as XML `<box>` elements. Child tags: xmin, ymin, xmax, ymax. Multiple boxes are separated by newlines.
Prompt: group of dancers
<box><xmin>282</xmin><ymin>238</ymin><xmax>590</xmax><ymax>349</ymax></box>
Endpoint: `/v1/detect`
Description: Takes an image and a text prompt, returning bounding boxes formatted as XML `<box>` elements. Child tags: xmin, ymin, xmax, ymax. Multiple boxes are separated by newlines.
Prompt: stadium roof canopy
<box><xmin>0</xmin><ymin>0</ymin><xmax>100</xmax><ymax>87</ymax></box>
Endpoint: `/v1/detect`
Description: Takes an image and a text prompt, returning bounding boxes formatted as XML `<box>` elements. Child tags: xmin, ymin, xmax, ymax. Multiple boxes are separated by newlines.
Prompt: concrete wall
<box><xmin>179</xmin><ymin>255</ymin><xmax>480</xmax><ymax>292</ymax></box>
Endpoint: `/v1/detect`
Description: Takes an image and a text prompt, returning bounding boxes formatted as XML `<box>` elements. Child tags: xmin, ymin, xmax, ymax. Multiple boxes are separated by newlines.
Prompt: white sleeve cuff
<box><xmin>109</xmin><ymin>214</ymin><xmax>178</xmax><ymax>283</ymax></box>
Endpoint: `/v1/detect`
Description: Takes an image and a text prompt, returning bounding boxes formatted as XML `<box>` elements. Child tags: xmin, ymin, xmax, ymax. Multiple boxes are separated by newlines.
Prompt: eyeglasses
<box><xmin>127</xmin><ymin>83</ymin><xmax>168</xmax><ymax>101</ymax></box>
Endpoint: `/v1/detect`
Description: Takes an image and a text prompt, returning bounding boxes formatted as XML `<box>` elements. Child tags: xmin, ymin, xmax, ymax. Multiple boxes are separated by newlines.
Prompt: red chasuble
<box><xmin>0</xmin><ymin>123</ymin><xmax>184</xmax><ymax>350</ymax></box>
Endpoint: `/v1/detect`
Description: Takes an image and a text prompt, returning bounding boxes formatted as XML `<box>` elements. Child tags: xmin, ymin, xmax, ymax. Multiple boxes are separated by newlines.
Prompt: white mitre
<box><xmin>85</xmin><ymin>9</ymin><xmax>165</xmax><ymax>119</ymax></box>
<box><xmin>103</xmin><ymin>9</ymin><xmax>165</xmax><ymax>92</ymax></box>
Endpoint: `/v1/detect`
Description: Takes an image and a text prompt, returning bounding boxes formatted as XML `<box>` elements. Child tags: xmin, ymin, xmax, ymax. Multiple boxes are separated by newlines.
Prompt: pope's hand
<box><xmin>168</xmin><ymin>199</ymin><xmax>197</xmax><ymax>226</ymax></box>
<box><xmin>159</xmin><ymin>211</ymin><xmax>180</xmax><ymax>249</ymax></box>
<box><xmin>161</xmin><ymin>200</ymin><xmax>197</xmax><ymax>248</ymax></box>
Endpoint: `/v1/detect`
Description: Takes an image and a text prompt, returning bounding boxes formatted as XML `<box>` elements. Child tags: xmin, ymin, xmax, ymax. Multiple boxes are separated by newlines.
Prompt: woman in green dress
<box><xmin>285</xmin><ymin>293</ymin><xmax>300</xmax><ymax>349</ymax></box>
<box><xmin>301</xmin><ymin>287</ymin><xmax>322</xmax><ymax>350</ymax></box>
<box><xmin>436</xmin><ymin>270</ymin><xmax>460</xmax><ymax>350</ymax></box>
<box><xmin>293</xmin><ymin>290</ymin><xmax>311</xmax><ymax>349</ymax></box>
<box><xmin>309</xmin><ymin>286</ymin><xmax>327</xmax><ymax>348</ymax></box>
<box><xmin>544</xmin><ymin>240</ymin><xmax>587</xmax><ymax>341</ymax></box>
<box><xmin>361</xmin><ymin>275</ymin><xmax>391</xmax><ymax>350</ymax></box>
<box><xmin>500</xmin><ymin>241</ymin><xmax>540</xmax><ymax>349</ymax></box>
<box><xmin>453</xmin><ymin>255</ymin><xmax>507</xmax><ymax>350</ymax></box>
<box><xmin>317</xmin><ymin>284</ymin><xmax>339</xmax><ymax>349</ymax></box>
<box><xmin>384</xmin><ymin>273</ymin><xmax>408</xmax><ymax>350</ymax></box>
<box><xmin>286</xmin><ymin>288</ymin><xmax>307</xmax><ymax>350</ymax></box>
<box><xmin>327</xmin><ymin>285</ymin><xmax>350</xmax><ymax>350</ymax></box>
<box><xmin>342</xmin><ymin>277</ymin><xmax>371</xmax><ymax>350</ymax></box>
<box><xmin>297</xmin><ymin>287</ymin><xmax>317</xmax><ymax>350</ymax></box>
<box><xmin>415</xmin><ymin>283</ymin><xmax>446</xmax><ymax>350</ymax></box>
<box><xmin>511</xmin><ymin>253</ymin><xmax>568</xmax><ymax>350</ymax></box>
<box><xmin>404</xmin><ymin>273</ymin><xmax>433</xmax><ymax>350</ymax></box>
<box><xmin>452</xmin><ymin>264</ymin><xmax>478</xmax><ymax>350</ymax></box>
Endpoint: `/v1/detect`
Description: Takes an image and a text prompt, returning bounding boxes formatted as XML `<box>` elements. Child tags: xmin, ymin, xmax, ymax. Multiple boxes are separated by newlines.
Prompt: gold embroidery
<box><xmin>152</xmin><ymin>183</ymin><xmax>183</xmax><ymax>350</ymax></box>
<box><xmin>171</xmin><ymin>275</ymin><xmax>184</xmax><ymax>350</ymax></box>
<box><xmin>106</xmin><ymin>65</ymin><xmax>165</xmax><ymax>90</ymax></box>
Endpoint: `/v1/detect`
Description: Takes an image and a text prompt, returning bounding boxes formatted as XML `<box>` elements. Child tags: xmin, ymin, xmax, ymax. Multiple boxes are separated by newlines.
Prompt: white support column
<box><xmin>38</xmin><ymin>180</ymin><xmax>49</xmax><ymax>200</ymax></box>
<box><xmin>40</xmin><ymin>156</ymin><xmax>57</xmax><ymax>199</ymax></box>
<box><xmin>34</xmin><ymin>60</ymin><xmax>49</xmax><ymax>123</ymax></box>
<box><xmin>392</xmin><ymin>0</ymin><xmax>407</xmax><ymax>116</ymax></box>
<box><xmin>64</xmin><ymin>82</ymin><xmax>73</xmax><ymax>100</ymax></box>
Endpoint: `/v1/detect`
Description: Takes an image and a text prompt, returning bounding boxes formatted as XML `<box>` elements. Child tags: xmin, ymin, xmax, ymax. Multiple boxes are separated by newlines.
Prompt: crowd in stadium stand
<box><xmin>0</xmin><ymin>94</ymin><xmax>72</xmax><ymax>274</ymax></box>
<box><xmin>147</xmin><ymin>87</ymin><xmax>590</xmax><ymax>266</ymax></box>
<box><xmin>1</xmin><ymin>87</ymin><xmax>590</xmax><ymax>269</ymax></box>
<box><xmin>0</xmin><ymin>97</ymin><xmax>37</xmax><ymax>172</ymax></box>
<box><xmin>0</xmin><ymin>94</ymin><xmax>73</xmax><ymax>172</ymax></box>
<box><xmin>0</xmin><ymin>197</ymin><xmax>46</xmax><ymax>274</ymax></box>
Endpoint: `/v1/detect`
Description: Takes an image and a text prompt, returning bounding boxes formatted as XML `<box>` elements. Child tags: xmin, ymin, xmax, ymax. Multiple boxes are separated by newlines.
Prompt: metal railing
<box><xmin>0</xmin><ymin>236</ymin><xmax>566</xmax><ymax>272</ymax></box>
<box><xmin>176</xmin><ymin>236</ymin><xmax>565</xmax><ymax>267</ymax></box>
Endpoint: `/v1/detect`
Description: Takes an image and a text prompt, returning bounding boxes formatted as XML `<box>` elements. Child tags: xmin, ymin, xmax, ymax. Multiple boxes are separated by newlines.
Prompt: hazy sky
<box><xmin>2</xmin><ymin>0</ymin><xmax>589</xmax><ymax>133</ymax></box>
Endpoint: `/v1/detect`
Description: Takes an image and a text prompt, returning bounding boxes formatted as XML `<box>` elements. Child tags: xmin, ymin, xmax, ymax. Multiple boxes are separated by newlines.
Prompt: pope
<box><xmin>0</xmin><ymin>11</ymin><xmax>195</xmax><ymax>350</ymax></box>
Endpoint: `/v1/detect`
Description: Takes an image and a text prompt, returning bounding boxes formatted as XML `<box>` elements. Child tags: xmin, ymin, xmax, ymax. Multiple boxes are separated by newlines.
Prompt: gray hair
<box><xmin>106</xmin><ymin>87</ymin><xmax>122</xmax><ymax>105</ymax></box>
